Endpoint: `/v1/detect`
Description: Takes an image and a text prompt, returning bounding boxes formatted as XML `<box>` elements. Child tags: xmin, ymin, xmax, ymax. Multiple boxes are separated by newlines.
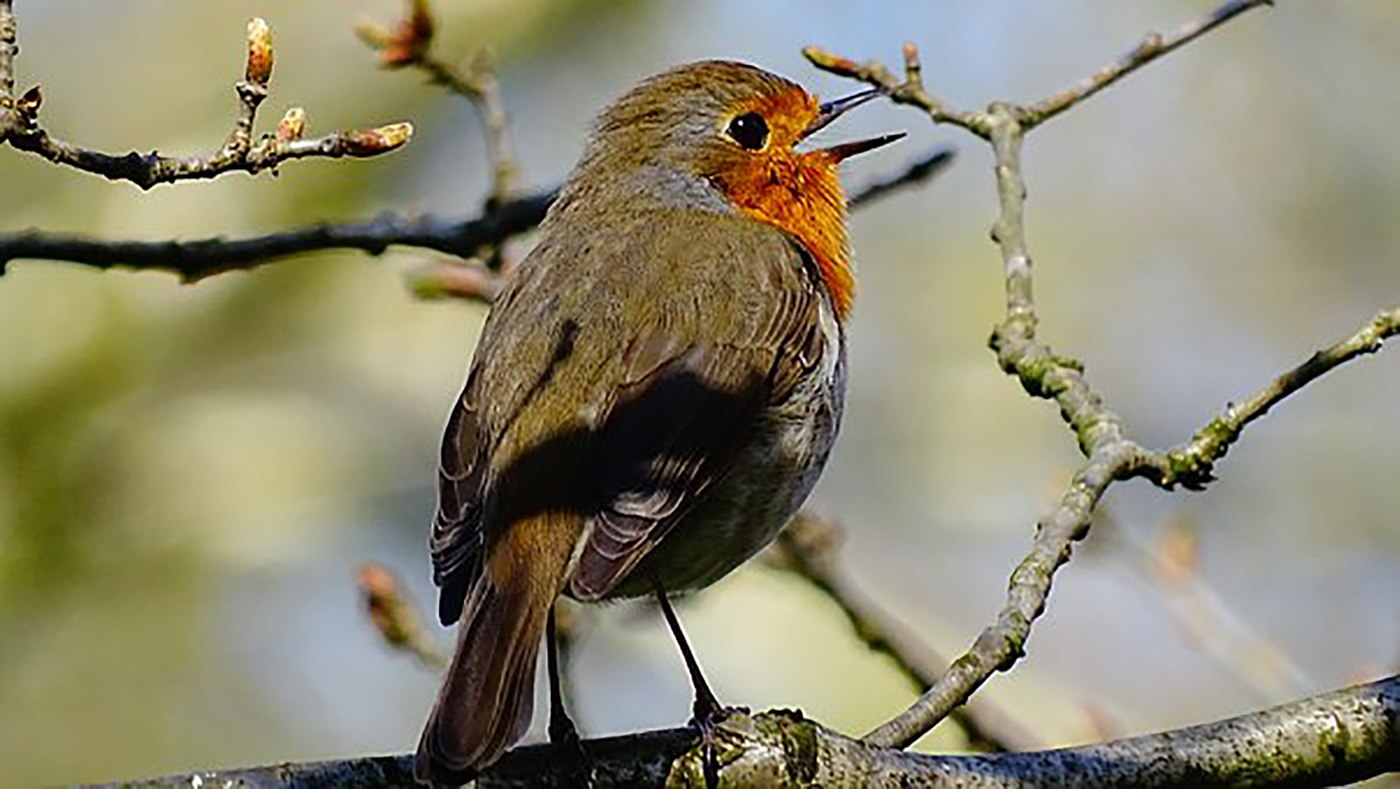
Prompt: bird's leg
<box><xmin>545</xmin><ymin>606</ymin><xmax>579</xmax><ymax>746</ymax></box>
<box><xmin>654</xmin><ymin>581</ymin><xmax>728</xmax><ymax>723</ymax></box>
<box><xmin>654</xmin><ymin>581</ymin><xmax>746</xmax><ymax>786</ymax></box>
<box><xmin>546</xmin><ymin>605</ymin><xmax>593</xmax><ymax>785</ymax></box>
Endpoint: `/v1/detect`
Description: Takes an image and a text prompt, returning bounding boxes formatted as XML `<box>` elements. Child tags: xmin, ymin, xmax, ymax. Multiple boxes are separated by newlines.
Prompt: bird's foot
<box><xmin>689</xmin><ymin>702</ymin><xmax>749</xmax><ymax>789</ymax></box>
<box><xmin>548</xmin><ymin>710</ymin><xmax>595</xmax><ymax>787</ymax></box>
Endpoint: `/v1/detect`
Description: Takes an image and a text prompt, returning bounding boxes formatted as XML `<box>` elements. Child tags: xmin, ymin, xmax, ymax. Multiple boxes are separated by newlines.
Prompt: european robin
<box><xmin>415</xmin><ymin>60</ymin><xmax>900</xmax><ymax>785</ymax></box>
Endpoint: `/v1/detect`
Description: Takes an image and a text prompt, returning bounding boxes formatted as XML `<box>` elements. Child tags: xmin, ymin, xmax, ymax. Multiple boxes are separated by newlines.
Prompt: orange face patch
<box><xmin>712</xmin><ymin>87</ymin><xmax>854</xmax><ymax>318</ymax></box>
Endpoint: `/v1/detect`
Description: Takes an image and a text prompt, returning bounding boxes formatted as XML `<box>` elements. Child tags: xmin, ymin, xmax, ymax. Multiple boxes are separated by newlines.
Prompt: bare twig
<box><xmin>357</xmin><ymin>563</ymin><xmax>446</xmax><ymax>671</ymax></box>
<box><xmin>807</xmin><ymin>2</ymin><xmax>1273</xmax><ymax>137</ymax></box>
<box><xmin>765</xmin><ymin>515</ymin><xmax>1037</xmax><ymax>752</ymax></box>
<box><xmin>1022</xmin><ymin>0</ymin><xmax>1275</xmax><ymax>130</ymax></box>
<box><xmin>0</xmin><ymin>147</ymin><xmax>950</xmax><ymax>292</ymax></box>
<box><xmin>0</xmin><ymin>8</ymin><xmax>411</xmax><ymax>188</ymax></box>
<box><xmin>1164</xmin><ymin>305</ymin><xmax>1400</xmax><ymax>487</ymax></box>
<box><xmin>1126</xmin><ymin>513</ymin><xmax>1315</xmax><ymax>700</ymax></box>
<box><xmin>0</xmin><ymin>191</ymin><xmax>554</xmax><ymax>283</ymax></box>
<box><xmin>357</xmin><ymin>0</ymin><xmax>518</xmax><ymax>208</ymax></box>
<box><xmin>102</xmin><ymin>675</ymin><xmax>1400</xmax><ymax>788</ymax></box>
<box><xmin>0</xmin><ymin>1</ymin><xmax>16</xmax><ymax>103</ymax></box>
<box><xmin>847</xmin><ymin>146</ymin><xmax>955</xmax><ymax>210</ymax></box>
<box><xmin>804</xmin><ymin>42</ymin><xmax>987</xmax><ymax>136</ymax></box>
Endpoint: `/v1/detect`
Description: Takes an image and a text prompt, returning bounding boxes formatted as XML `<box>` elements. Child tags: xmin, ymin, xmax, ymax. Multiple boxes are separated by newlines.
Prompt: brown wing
<box><xmin>568</xmin><ymin>223</ymin><xmax>830</xmax><ymax>600</ymax></box>
<box><xmin>430</xmin><ymin>386</ymin><xmax>487</xmax><ymax>625</ymax></box>
<box><xmin>428</xmin><ymin>206</ymin><xmax>829</xmax><ymax>616</ymax></box>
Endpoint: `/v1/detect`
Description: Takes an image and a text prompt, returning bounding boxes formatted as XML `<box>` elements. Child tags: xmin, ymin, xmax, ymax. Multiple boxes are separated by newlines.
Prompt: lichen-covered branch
<box><xmin>765</xmin><ymin>515</ymin><xmax>1037</xmax><ymax>753</ymax></box>
<box><xmin>0</xmin><ymin>5</ymin><xmax>411</xmax><ymax>188</ymax></box>
<box><xmin>103</xmin><ymin>675</ymin><xmax>1399</xmax><ymax>788</ymax></box>
<box><xmin>809</xmin><ymin>0</ymin><xmax>1388</xmax><ymax>754</ymax></box>
<box><xmin>1164</xmin><ymin>305</ymin><xmax>1400</xmax><ymax>487</ymax></box>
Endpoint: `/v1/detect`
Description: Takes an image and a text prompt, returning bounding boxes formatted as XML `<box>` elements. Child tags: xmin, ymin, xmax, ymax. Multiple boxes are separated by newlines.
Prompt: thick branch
<box><xmin>105</xmin><ymin>675</ymin><xmax>1399</xmax><ymax>787</ymax></box>
<box><xmin>0</xmin><ymin>8</ymin><xmax>411</xmax><ymax>188</ymax></box>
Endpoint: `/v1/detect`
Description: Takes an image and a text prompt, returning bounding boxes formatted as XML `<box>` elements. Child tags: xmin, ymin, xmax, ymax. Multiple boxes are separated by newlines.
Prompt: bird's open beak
<box><xmin>802</xmin><ymin>88</ymin><xmax>905</xmax><ymax>162</ymax></box>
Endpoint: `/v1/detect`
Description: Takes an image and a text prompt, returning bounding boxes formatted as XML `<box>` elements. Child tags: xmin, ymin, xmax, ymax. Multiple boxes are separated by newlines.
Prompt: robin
<box><xmin>415</xmin><ymin>59</ymin><xmax>900</xmax><ymax>785</ymax></box>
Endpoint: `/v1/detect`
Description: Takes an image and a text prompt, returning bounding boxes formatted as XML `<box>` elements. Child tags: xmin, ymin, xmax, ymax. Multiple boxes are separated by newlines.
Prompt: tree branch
<box><xmin>0</xmin><ymin>149</ymin><xmax>949</xmax><ymax>293</ymax></box>
<box><xmin>1163</xmin><ymin>305</ymin><xmax>1400</xmax><ymax>487</ymax></box>
<box><xmin>1021</xmin><ymin>0</ymin><xmax>1274</xmax><ymax>130</ymax></box>
<box><xmin>764</xmin><ymin>515</ymin><xmax>1037</xmax><ymax>753</ymax></box>
<box><xmin>356</xmin><ymin>0</ymin><xmax>519</xmax><ymax>209</ymax></box>
<box><xmin>804</xmin><ymin>1</ymin><xmax>1273</xmax><ymax>136</ymax></box>
<box><xmin>357</xmin><ymin>563</ymin><xmax>447</xmax><ymax>671</ymax></box>
<box><xmin>0</xmin><ymin>192</ymin><xmax>554</xmax><ymax>282</ymax></box>
<box><xmin>105</xmin><ymin>675</ymin><xmax>1399</xmax><ymax>787</ymax></box>
<box><xmin>808</xmin><ymin>0</ymin><xmax>1387</xmax><ymax>754</ymax></box>
<box><xmin>0</xmin><ymin>4</ymin><xmax>411</xmax><ymax>188</ymax></box>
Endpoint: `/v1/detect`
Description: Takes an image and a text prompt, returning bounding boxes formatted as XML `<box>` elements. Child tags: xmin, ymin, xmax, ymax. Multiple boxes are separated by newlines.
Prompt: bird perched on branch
<box><xmin>415</xmin><ymin>59</ymin><xmax>900</xmax><ymax>786</ymax></box>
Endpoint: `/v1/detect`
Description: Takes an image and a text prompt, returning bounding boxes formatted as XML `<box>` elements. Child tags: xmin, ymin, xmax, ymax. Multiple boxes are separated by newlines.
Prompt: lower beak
<box><xmin>802</xmin><ymin>88</ymin><xmax>904</xmax><ymax>161</ymax></box>
<box><xmin>822</xmin><ymin>132</ymin><xmax>906</xmax><ymax>162</ymax></box>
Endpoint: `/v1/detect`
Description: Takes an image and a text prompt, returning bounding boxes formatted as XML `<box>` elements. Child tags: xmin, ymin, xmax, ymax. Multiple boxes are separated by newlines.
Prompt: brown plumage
<box><xmin>415</xmin><ymin>60</ymin><xmax>899</xmax><ymax>786</ymax></box>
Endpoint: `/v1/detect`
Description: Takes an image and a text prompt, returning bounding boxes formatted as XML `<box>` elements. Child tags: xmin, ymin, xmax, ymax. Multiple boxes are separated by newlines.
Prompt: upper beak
<box><xmin>802</xmin><ymin>88</ymin><xmax>904</xmax><ymax>161</ymax></box>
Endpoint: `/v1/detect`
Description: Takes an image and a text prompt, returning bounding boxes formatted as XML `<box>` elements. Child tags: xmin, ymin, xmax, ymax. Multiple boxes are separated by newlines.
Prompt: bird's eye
<box><xmin>726</xmin><ymin>112</ymin><xmax>769</xmax><ymax>151</ymax></box>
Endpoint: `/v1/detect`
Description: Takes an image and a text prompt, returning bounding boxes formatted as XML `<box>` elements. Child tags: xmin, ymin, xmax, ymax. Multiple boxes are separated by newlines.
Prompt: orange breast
<box><xmin>719</xmin><ymin>151</ymin><xmax>853</xmax><ymax>319</ymax></box>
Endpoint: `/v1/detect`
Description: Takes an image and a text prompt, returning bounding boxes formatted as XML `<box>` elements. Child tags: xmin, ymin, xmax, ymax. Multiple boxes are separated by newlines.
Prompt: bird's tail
<box><xmin>414</xmin><ymin>516</ymin><xmax>576</xmax><ymax>787</ymax></box>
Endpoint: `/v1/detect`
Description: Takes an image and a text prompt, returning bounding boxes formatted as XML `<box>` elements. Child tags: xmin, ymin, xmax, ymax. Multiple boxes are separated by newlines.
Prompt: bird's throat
<box><xmin>719</xmin><ymin>155</ymin><xmax>854</xmax><ymax>319</ymax></box>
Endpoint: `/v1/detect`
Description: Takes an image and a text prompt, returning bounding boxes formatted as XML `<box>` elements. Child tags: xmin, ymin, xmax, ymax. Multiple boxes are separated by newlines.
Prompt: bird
<box><xmin>414</xmin><ymin>59</ymin><xmax>900</xmax><ymax>786</ymax></box>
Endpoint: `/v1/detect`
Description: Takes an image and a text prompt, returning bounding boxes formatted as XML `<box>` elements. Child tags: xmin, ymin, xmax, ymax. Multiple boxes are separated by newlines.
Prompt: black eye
<box><xmin>726</xmin><ymin>112</ymin><xmax>768</xmax><ymax>151</ymax></box>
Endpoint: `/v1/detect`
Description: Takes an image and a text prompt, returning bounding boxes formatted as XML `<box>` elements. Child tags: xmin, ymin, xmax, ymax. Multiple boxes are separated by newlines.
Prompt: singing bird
<box><xmin>415</xmin><ymin>60</ymin><xmax>900</xmax><ymax>785</ymax></box>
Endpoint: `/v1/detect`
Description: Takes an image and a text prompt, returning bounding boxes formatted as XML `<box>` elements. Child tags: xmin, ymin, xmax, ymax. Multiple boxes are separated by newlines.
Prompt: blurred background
<box><xmin>2</xmin><ymin>1</ymin><xmax>1398</xmax><ymax>784</ymax></box>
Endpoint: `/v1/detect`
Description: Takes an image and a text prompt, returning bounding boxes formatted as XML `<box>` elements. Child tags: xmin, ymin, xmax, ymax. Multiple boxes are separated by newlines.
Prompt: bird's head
<box><xmin>570</xmin><ymin>60</ymin><xmax>901</xmax><ymax>318</ymax></box>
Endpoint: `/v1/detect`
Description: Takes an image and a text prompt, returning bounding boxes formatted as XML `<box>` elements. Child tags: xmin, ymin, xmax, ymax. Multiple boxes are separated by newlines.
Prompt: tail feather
<box><xmin>415</xmin><ymin>516</ymin><xmax>575</xmax><ymax>787</ymax></box>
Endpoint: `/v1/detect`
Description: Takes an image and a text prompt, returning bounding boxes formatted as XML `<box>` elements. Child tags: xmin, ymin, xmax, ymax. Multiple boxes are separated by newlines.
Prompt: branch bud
<box><xmin>276</xmin><ymin>107</ymin><xmax>307</xmax><ymax>141</ymax></box>
<box><xmin>357</xmin><ymin>563</ymin><xmax>414</xmax><ymax>648</ymax></box>
<box><xmin>1152</xmin><ymin>516</ymin><xmax>1199</xmax><ymax>587</ymax></box>
<box><xmin>245</xmin><ymin>18</ymin><xmax>274</xmax><ymax>87</ymax></box>
<box><xmin>902</xmin><ymin>41</ymin><xmax>921</xmax><ymax>67</ymax></box>
<box><xmin>343</xmin><ymin>122</ymin><xmax>414</xmax><ymax>156</ymax></box>
<box><xmin>408</xmin><ymin>0</ymin><xmax>435</xmax><ymax>47</ymax></box>
<box><xmin>16</xmin><ymin>85</ymin><xmax>42</xmax><ymax>116</ymax></box>
<box><xmin>409</xmin><ymin>261</ymin><xmax>501</xmax><ymax>303</ymax></box>
<box><xmin>802</xmin><ymin>46</ymin><xmax>860</xmax><ymax>78</ymax></box>
<box><xmin>353</xmin><ymin>20</ymin><xmax>394</xmax><ymax>50</ymax></box>
<box><xmin>360</xmin><ymin>0</ymin><xmax>435</xmax><ymax>67</ymax></box>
